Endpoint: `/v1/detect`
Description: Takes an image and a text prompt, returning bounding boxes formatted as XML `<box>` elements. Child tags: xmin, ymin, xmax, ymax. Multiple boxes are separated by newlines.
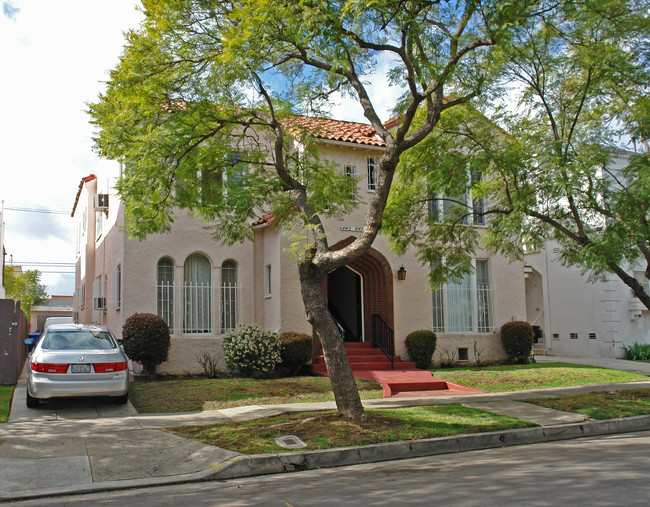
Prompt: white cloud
<box><xmin>327</xmin><ymin>53</ymin><xmax>405</xmax><ymax>123</ymax></box>
<box><xmin>0</xmin><ymin>0</ymin><xmax>143</xmax><ymax>296</ymax></box>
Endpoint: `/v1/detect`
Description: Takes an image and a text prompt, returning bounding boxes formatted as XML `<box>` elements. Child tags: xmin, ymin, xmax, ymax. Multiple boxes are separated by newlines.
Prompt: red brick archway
<box><xmin>323</xmin><ymin>236</ymin><xmax>395</xmax><ymax>343</ymax></box>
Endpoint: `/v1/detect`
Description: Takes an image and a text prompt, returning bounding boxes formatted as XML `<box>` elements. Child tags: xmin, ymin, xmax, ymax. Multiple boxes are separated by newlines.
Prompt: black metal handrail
<box><xmin>372</xmin><ymin>314</ymin><xmax>395</xmax><ymax>370</ymax></box>
<box><xmin>328</xmin><ymin>303</ymin><xmax>355</xmax><ymax>342</ymax></box>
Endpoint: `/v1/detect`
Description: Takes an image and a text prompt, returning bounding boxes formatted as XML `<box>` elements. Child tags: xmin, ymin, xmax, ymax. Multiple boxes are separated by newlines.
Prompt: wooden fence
<box><xmin>0</xmin><ymin>299</ymin><xmax>28</xmax><ymax>384</ymax></box>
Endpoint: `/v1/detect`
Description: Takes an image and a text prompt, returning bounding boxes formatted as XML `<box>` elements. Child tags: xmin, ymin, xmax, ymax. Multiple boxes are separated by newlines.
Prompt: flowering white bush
<box><xmin>222</xmin><ymin>324</ymin><xmax>281</xmax><ymax>377</ymax></box>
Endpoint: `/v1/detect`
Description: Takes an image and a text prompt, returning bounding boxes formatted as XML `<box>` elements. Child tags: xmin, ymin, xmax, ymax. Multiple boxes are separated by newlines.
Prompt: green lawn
<box><xmin>0</xmin><ymin>385</ymin><xmax>14</xmax><ymax>423</ymax></box>
<box><xmin>431</xmin><ymin>363</ymin><xmax>647</xmax><ymax>392</ymax></box>
<box><xmin>525</xmin><ymin>388</ymin><xmax>650</xmax><ymax>420</ymax></box>
<box><xmin>129</xmin><ymin>376</ymin><xmax>383</xmax><ymax>413</ymax></box>
<box><xmin>130</xmin><ymin>363</ymin><xmax>648</xmax><ymax>414</ymax></box>
<box><xmin>167</xmin><ymin>405</ymin><xmax>537</xmax><ymax>454</ymax></box>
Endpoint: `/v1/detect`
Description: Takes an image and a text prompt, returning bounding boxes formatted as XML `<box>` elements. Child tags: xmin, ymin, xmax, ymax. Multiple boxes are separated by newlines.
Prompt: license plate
<box><xmin>71</xmin><ymin>364</ymin><xmax>91</xmax><ymax>373</ymax></box>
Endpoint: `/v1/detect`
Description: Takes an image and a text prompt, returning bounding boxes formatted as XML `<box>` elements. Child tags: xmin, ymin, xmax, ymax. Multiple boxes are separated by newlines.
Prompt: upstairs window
<box><xmin>345</xmin><ymin>165</ymin><xmax>357</xmax><ymax>201</ymax></box>
<box><xmin>367</xmin><ymin>157</ymin><xmax>377</xmax><ymax>191</ymax></box>
<box><xmin>428</xmin><ymin>171</ymin><xmax>485</xmax><ymax>226</ymax></box>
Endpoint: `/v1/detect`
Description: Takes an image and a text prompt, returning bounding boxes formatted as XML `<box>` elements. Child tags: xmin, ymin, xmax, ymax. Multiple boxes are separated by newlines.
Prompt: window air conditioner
<box><xmin>93</xmin><ymin>297</ymin><xmax>107</xmax><ymax>311</ymax></box>
<box><xmin>93</xmin><ymin>194</ymin><xmax>109</xmax><ymax>211</ymax></box>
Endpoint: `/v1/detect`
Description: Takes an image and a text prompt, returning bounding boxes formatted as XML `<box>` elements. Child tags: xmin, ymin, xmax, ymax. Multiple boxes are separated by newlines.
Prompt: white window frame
<box><xmin>112</xmin><ymin>265</ymin><xmax>121</xmax><ymax>310</ymax></box>
<box><xmin>95</xmin><ymin>206</ymin><xmax>103</xmax><ymax>241</ymax></box>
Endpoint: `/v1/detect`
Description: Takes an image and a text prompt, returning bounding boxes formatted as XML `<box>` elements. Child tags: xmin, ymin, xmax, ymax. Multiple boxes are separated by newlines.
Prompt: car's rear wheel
<box><xmin>26</xmin><ymin>391</ymin><xmax>39</xmax><ymax>408</ymax></box>
<box><xmin>114</xmin><ymin>393</ymin><xmax>128</xmax><ymax>405</ymax></box>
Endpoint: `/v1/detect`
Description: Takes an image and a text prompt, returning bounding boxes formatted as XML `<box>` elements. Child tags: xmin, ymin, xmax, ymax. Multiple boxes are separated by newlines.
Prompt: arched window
<box><xmin>183</xmin><ymin>254</ymin><xmax>212</xmax><ymax>334</ymax></box>
<box><xmin>220</xmin><ymin>260</ymin><xmax>238</xmax><ymax>332</ymax></box>
<box><xmin>156</xmin><ymin>258</ymin><xmax>174</xmax><ymax>332</ymax></box>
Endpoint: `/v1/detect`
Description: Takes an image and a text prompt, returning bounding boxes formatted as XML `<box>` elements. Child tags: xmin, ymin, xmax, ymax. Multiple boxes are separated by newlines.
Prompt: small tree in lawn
<box><xmin>122</xmin><ymin>313</ymin><xmax>171</xmax><ymax>375</ymax></box>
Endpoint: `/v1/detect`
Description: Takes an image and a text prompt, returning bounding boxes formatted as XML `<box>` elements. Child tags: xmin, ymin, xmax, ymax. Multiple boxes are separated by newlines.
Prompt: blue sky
<box><xmin>0</xmin><ymin>1</ymin><xmax>402</xmax><ymax>297</ymax></box>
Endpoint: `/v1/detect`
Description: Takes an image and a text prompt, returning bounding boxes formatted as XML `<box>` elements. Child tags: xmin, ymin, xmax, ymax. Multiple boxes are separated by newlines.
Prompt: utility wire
<box><xmin>13</xmin><ymin>262</ymin><xmax>75</xmax><ymax>267</ymax></box>
<box><xmin>3</xmin><ymin>206</ymin><xmax>69</xmax><ymax>215</ymax></box>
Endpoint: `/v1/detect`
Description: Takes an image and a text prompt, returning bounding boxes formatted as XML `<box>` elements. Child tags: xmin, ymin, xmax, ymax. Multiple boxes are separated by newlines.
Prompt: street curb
<box><xmin>3</xmin><ymin>415</ymin><xmax>649</xmax><ymax>501</ymax></box>
<box><xmin>209</xmin><ymin>414</ymin><xmax>650</xmax><ymax>479</ymax></box>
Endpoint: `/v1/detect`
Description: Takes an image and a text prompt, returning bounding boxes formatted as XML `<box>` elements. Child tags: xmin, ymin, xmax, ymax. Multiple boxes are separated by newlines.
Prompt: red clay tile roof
<box><xmin>252</xmin><ymin>213</ymin><xmax>276</xmax><ymax>227</ymax></box>
<box><xmin>287</xmin><ymin>115</ymin><xmax>387</xmax><ymax>147</ymax></box>
<box><xmin>71</xmin><ymin>174</ymin><xmax>97</xmax><ymax>217</ymax></box>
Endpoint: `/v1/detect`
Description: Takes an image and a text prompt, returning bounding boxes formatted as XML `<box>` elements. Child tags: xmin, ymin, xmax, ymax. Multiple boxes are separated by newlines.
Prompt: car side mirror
<box><xmin>24</xmin><ymin>338</ymin><xmax>35</xmax><ymax>346</ymax></box>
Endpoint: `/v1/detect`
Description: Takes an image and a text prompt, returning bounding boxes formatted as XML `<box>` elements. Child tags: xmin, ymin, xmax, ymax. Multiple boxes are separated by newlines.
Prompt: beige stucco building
<box><xmin>72</xmin><ymin>117</ymin><xmax>527</xmax><ymax>374</ymax></box>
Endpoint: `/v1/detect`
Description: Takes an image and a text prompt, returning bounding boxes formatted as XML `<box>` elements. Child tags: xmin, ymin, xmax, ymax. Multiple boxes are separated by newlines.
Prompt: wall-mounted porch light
<box><xmin>397</xmin><ymin>265</ymin><xmax>406</xmax><ymax>281</ymax></box>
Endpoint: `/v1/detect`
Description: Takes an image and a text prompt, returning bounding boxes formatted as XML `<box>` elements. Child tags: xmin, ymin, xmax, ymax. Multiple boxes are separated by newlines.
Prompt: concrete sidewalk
<box><xmin>2</xmin><ymin>357</ymin><xmax>650</xmax><ymax>501</ymax></box>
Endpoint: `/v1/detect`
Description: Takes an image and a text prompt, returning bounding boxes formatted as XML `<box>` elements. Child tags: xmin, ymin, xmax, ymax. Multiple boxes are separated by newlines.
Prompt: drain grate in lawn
<box><xmin>166</xmin><ymin>405</ymin><xmax>537</xmax><ymax>454</ymax></box>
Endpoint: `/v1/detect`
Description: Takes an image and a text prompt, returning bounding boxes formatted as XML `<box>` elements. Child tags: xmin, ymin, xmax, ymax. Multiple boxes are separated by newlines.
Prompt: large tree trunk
<box><xmin>299</xmin><ymin>261</ymin><xmax>367</xmax><ymax>421</ymax></box>
<box><xmin>606</xmin><ymin>261</ymin><xmax>650</xmax><ymax>311</ymax></box>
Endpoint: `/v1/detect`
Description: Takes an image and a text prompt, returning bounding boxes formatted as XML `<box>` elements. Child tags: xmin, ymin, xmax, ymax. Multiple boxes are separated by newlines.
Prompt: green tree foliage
<box><xmin>90</xmin><ymin>0</ymin><xmax>541</xmax><ymax>419</ymax></box>
<box><xmin>385</xmin><ymin>0</ymin><xmax>650</xmax><ymax>308</ymax></box>
<box><xmin>3</xmin><ymin>267</ymin><xmax>48</xmax><ymax>320</ymax></box>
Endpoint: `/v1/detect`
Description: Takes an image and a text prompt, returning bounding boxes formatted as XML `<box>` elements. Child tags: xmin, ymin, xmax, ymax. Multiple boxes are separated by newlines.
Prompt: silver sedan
<box><xmin>25</xmin><ymin>324</ymin><xmax>129</xmax><ymax>408</ymax></box>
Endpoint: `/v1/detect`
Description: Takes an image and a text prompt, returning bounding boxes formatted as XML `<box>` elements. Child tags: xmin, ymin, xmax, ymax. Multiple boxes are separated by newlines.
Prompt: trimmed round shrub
<box><xmin>122</xmin><ymin>312</ymin><xmax>171</xmax><ymax>375</ymax></box>
<box><xmin>276</xmin><ymin>332</ymin><xmax>313</xmax><ymax>376</ymax></box>
<box><xmin>500</xmin><ymin>321</ymin><xmax>534</xmax><ymax>364</ymax></box>
<box><xmin>405</xmin><ymin>330</ymin><xmax>437</xmax><ymax>369</ymax></box>
<box><xmin>222</xmin><ymin>324</ymin><xmax>281</xmax><ymax>377</ymax></box>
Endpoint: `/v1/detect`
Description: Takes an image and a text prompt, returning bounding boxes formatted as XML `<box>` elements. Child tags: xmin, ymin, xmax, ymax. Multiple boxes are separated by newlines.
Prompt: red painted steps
<box><xmin>311</xmin><ymin>341</ymin><xmax>416</xmax><ymax>375</ymax></box>
<box><xmin>312</xmin><ymin>342</ymin><xmax>485</xmax><ymax>398</ymax></box>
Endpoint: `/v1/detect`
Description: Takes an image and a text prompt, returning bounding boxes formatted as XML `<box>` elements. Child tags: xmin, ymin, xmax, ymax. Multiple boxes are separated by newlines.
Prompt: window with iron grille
<box><xmin>156</xmin><ymin>257</ymin><xmax>174</xmax><ymax>333</ymax></box>
<box><xmin>221</xmin><ymin>260</ymin><xmax>239</xmax><ymax>333</ymax></box>
<box><xmin>432</xmin><ymin>259</ymin><xmax>493</xmax><ymax>333</ymax></box>
<box><xmin>183</xmin><ymin>254</ymin><xmax>212</xmax><ymax>334</ymax></box>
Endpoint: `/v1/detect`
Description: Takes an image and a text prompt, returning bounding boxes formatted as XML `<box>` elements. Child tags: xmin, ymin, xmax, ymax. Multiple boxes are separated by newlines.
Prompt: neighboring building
<box><xmin>525</xmin><ymin>241</ymin><xmax>649</xmax><ymax>358</ymax></box>
<box><xmin>72</xmin><ymin>117</ymin><xmax>528</xmax><ymax>374</ymax></box>
<box><xmin>0</xmin><ymin>203</ymin><xmax>5</xmax><ymax>299</ymax></box>
<box><xmin>30</xmin><ymin>295</ymin><xmax>74</xmax><ymax>333</ymax></box>
<box><xmin>525</xmin><ymin>150</ymin><xmax>650</xmax><ymax>358</ymax></box>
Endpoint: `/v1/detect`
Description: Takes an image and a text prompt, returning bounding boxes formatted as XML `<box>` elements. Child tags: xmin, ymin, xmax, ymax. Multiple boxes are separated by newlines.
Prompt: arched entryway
<box><xmin>324</xmin><ymin>237</ymin><xmax>394</xmax><ymax>343</ymax></box>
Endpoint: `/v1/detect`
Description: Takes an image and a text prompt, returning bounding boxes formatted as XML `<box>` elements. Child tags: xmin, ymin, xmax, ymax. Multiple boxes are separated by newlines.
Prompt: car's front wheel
<box><xmin>26</xmin><ymin>391</ymin><xmax>39</xmax><ymax>408</ymax></box>
<box><xmin>114</xmin><ymin>393</ymin><xmax>128</xmax><ymax>405</ymax></box>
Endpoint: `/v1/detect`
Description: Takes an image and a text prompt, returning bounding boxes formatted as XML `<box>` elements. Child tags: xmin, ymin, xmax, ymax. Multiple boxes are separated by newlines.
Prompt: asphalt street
<box><xmin>10</xmin><ymin>431</ymin><xmax>650</xmax><ymax>506</ymax></box>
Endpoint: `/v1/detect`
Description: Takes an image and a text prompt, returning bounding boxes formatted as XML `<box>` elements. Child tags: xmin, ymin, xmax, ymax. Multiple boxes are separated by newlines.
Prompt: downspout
<box><xmin>542</xmin><ymin>240</ymin><xmax>553</xmax><ymax>354</ymax></box>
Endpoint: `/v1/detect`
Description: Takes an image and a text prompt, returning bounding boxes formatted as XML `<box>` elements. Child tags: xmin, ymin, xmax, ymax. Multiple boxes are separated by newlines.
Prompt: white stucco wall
<box><xmin>526</xmin><ymin>240</ymin><xmax>649</xmax><ymax>359</ymax></box>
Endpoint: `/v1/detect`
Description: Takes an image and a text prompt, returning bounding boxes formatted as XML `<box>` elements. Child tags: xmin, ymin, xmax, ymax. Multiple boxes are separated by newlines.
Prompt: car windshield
<box><xmin>41</xmin><ymin>330</ymin><xmax>117</xmax><ymax>350</ymax></box>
